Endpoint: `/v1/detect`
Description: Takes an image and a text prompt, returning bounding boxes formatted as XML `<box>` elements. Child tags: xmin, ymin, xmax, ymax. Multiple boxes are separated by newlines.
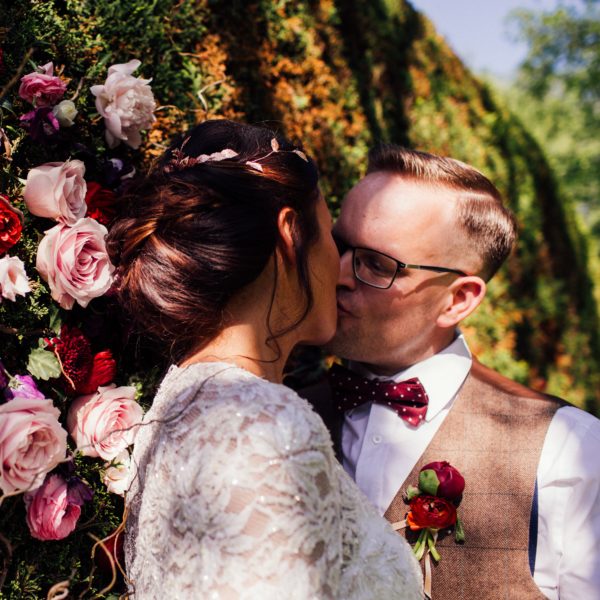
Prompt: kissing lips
<box><xmin>337</xmin><ymin>299</ymin><xmax>354</xmax><ymax>317</ymax></box>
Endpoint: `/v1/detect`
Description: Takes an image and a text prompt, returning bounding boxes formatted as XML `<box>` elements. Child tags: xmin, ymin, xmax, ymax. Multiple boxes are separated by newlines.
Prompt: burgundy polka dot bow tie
<box><xmin>327</xmin><ymin>363</ymin><xmax>429</xmax><ymax>427</ymax></box>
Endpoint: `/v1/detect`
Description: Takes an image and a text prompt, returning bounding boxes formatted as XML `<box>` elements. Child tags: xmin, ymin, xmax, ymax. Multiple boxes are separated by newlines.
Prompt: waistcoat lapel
<box><xmin>384</xmin><ymin>359</ymin><xmax>565</xmax><ymax>600</ymax></box>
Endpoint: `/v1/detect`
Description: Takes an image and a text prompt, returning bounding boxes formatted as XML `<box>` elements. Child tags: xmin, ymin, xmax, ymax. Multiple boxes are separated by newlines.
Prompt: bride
<box><xmin>107</xmin><ymin>120</ymin><xmax>422</xmax><ymax>599</ymax></box>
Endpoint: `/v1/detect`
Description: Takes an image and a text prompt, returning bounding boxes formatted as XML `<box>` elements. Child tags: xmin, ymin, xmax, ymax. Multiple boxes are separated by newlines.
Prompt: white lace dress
<box><xmin>125</xmin><ymin>362</ymin><xmax>423</xmax><ymax>599</ymax></box>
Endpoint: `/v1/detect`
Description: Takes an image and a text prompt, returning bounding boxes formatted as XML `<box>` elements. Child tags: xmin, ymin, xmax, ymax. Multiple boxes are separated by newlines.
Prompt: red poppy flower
<box><xmin>76</xmin><ymin>350</ymin><xmax>116</xmax><ymax>394</ymax></box>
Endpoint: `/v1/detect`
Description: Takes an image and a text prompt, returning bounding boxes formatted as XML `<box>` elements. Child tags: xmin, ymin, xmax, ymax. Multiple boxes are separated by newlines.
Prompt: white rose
<box><xmin>90</xmin><ymin>60</ymin><xmax>156</xmax><ymax>149</ymax></box>
<box><xmin>23</xmin><ymin>160</ymin><xmax>87</xmax><ymax>225</ymax></box>
<box><xmin>52</xmin><ymin>100</ymin><xmax>78</xmax><ymax>127</ymax></box>
<box><xmin>0</xmin><ymin>256</ymin><xmax>30</xmax><ymax>302</ymax></box>
<box><xmin>102</xmin><ymin>449</ymin><xmax>132</xmax><ymax>496</ymax></box>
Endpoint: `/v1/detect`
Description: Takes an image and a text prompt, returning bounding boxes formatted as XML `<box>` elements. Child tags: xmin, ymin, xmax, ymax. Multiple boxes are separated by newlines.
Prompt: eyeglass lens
<box><xmin>354</xmin><ymin>248</ymin><xmax>398</xmax><ymax>288</ymax></box>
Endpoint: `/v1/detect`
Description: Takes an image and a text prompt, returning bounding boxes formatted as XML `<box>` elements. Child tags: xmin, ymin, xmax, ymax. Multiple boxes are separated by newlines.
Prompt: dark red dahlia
<box><xmin>54</xmin><ymin>325</ymin><xmax>93</xmax><ymax>392</ymax></box>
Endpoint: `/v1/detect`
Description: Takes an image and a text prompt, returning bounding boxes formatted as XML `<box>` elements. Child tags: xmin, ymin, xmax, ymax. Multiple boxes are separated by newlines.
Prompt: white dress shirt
<box><xmin>342</xmin><ymin>333</ymin><xmax>600</xmax><ymax>600</ymax></box>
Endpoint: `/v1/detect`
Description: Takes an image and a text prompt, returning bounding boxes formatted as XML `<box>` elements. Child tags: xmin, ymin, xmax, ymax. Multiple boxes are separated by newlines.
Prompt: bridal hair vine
<box><xmin>163</xmin><ymin>136</ymin><xmax>309</xmax><ymax>174</ymax></box>
<box><xmin>244</xmin><ymin>137</ymin><xmax>309</xmax><ymax>172</ymax></box>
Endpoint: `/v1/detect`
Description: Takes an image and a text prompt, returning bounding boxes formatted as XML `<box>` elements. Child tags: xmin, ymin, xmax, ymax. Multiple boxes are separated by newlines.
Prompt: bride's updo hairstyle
<box><xmin>107</xmin><ymin>120</ymin><xmax>321</xmax><ymax>362</ymax></box>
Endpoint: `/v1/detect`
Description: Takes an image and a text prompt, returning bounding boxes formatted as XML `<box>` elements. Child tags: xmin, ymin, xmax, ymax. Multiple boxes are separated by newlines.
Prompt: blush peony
<box><xmin>67</xmin><ymin>385</ymin><xmax>143</xmax><ymax>461</ymax></box>
<box><xmin>23</xmin><ymin>160</ymin><xmax>87</xmax><ymax>224</ymax></box>
<box><xmin>90</xmin><ymin>60</ymin><xmax>156</xmax><ymax>149</ymax></box>
<box><xmin>18</xmin><ymin>62</ymin><xmax>67</xmax><ymax>107</ymax></box>
<box><xmin>36</xmin><ymin>218</ymin><xmax>115</xmax><ymax>309</ymax></box>
<box><xmin>0</xmin><ymin>397</ymin><xmax>68</xmax><ymax>494</ymax></box>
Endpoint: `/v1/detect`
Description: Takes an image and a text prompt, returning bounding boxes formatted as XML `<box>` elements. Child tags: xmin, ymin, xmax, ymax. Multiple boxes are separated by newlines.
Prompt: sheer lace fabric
<box><xmin>125</xmin><ymin>362</ymin><xmax>423</xmax><ymax>599</ymax></box>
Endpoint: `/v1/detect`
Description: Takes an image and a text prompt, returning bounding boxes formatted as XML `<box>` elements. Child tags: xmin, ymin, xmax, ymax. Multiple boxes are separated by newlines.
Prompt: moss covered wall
<box><xmin>2</xmin><ymin>0</ymin><xmax>598</xmax><ymax>411</ymax></box>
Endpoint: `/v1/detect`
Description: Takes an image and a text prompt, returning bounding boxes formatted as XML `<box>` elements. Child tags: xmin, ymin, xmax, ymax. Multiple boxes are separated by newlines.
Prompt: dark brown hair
<box><xmin>107</xmin><ymin>120</ymin><xmax>321</xmax><ymax>363</ymax></box>
<box><xmin>367</xmin><ymin>144</ymin><xmax>518</xmax><ymax>280</ymax></box>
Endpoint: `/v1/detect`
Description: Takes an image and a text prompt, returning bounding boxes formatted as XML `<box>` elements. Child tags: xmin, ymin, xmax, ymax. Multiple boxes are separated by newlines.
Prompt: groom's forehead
<box><xmin>336</xmin><ymin>174</ymin><xmax>457</xmax><ymax>251</ymax></box>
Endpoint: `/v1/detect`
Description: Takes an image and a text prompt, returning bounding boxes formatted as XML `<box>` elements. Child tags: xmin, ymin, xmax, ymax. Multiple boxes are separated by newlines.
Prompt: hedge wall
<box><xmin>1</xmin><ymin>0</ymin><xmax>598</xmax><ymax>596</ymax></box>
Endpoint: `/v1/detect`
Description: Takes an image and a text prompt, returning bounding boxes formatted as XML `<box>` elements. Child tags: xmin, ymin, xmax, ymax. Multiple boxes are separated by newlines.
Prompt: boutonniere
<box><xmin>392</xmin><ymin>461</ymin><xmax>465</xmax><ymax>597</ymax></box>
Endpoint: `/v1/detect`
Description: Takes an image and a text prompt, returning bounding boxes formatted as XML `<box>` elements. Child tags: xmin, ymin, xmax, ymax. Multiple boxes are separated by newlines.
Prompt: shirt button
<box><xmin>372</xmin><ymin>434</ymin><xmax>382</xmax><ymax>444</ymax></box>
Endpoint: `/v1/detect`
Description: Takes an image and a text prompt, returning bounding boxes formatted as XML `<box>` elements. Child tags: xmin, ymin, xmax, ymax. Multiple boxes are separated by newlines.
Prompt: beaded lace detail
<box><xmin>125</xmin><ymin>362</ymin><xmax>422</xmax><ymax>599</ymax></box>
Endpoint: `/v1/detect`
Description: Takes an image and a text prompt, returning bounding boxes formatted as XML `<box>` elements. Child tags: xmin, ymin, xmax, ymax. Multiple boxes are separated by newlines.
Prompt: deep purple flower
<box><xmin>6</xmin><ymin>375</ymin><xmax>46</xmax><ymax>401</ymax></box>
<box><xmin>103</xmin><ymin>157</ymin><xmax>135</xmax><ymax>190</ymax></box>
<box><xmin>20</xmin><ymin>107</ymin><xmax>60</xmax><ymax>142</ymax></box>
<box><xmin>67</xmin><ymin>476</ymin><xmax>94</xmax><ymax>506</ymax></box>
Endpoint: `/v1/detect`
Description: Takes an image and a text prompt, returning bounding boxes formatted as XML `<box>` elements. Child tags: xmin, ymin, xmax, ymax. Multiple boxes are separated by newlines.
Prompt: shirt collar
<box><xmin>348</xmin><ymin>331</ymin><xmax>472</xmax><ymax>422</ymax></box>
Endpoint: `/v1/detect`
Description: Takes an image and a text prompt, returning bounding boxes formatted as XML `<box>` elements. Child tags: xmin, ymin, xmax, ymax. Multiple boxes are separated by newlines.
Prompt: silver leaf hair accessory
<box><xmin>164</xmin><ymin>136</ymin><xmax>309</xmax><ymax>174</ymax></box>
<box><xmin>244</xmin><ymin>137</ymin><xmax>309</xmax><ymax>172</ymax></box>
<box><xmin>164</xmin><ymin>137</ymin><xmax>239</xmax><ymax>173</ymax></box>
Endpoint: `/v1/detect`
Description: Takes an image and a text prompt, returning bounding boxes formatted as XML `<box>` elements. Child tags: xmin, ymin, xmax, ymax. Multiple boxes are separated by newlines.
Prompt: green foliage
<box><xmin>2</xmin><ymin>0</ymin><xmax>600</xmax><ymax>595</ymax></box>
<box><xmin>26</xmin><ymin>343</ymin><xmax>61</xmax><ymax>380</ymax></box>
<box><xmin>506</xmin><ymin>1</ymin><xmax>600</xmax><ymax>231</ymax></box>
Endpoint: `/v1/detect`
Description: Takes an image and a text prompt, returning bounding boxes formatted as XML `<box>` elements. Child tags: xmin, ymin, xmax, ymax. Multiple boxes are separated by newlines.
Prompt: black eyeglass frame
<box><xmin>335</xmin><ymin>235</ymin><xmax>468</xmax><ymax>289</ymax></box>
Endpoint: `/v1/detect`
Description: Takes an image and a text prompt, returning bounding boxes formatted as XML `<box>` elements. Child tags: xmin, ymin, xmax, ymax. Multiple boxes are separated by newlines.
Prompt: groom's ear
<box><xmin>276</xmin><ymin>207</ymin><xmax>298</xmax><ymax>264</ymax></box>
<box><xmin>436</xmin><ymin>276</ymin><xmax>487</xmax><ymax>329</ymax></box>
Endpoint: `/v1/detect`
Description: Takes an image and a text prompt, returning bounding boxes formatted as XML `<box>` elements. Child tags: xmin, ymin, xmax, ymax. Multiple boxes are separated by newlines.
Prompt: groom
<box><xmin>306</xmin><ymin>145</ymin><xmax>600</xmax><ymax>599</ymax></box>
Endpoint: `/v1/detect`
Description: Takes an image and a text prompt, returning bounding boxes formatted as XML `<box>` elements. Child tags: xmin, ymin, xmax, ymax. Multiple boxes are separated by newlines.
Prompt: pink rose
<box><xmin>18</xmin><ymin>62</ymin><xmax>67</xmax><ymax>107</ymax></box>
<box><xmin>0</xmin><ymin>397</ymin><xmax>68</xmax><ymax>494</ymax></box>
<box><xmin>67</xmin><ymin>385</ymin><xmax>143</xmax><ymax>461</ymax></box>
<box><xmin>36</xmin><ymin>218</ymin><xmax>115</xmax><ymax>309</ymax></box>
<box><xmin>23</xmin><ymin>160</ymin><xmax>87</xmax><ymax>224</ymax></box>
<box><xmin>24</xmin><ymin>474</ymin><xmax>91</xmax><ymax>541</ymax></box>
<box><xmin>90</xmin><ymin>60</ymin><xmax>156</xmax><ymax>149</ymax></box>
<box><xmin>0</xmin><ymin>255</ymin><xmax>30</xmax><ymax>302</ymax></box>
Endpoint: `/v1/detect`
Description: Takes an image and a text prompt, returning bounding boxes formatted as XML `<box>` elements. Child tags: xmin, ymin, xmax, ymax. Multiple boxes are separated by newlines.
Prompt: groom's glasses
<box><xmin>333</xmin><ymin>234</ymin><xmax>468</xmax><ymax>289</ymax></box>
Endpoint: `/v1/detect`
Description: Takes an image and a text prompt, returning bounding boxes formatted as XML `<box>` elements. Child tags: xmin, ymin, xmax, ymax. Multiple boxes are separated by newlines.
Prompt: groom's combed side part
<box><xmin>367</xmin><ymin>144</ymin><xmax>518</xmax><ymax>280</ymax></box>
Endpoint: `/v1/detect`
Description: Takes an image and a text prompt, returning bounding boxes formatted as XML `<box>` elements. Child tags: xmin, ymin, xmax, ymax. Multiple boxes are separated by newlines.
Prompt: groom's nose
<box><xmin>337</xmin><ymin>249</ymin><xmax>356</xmax><ymax>290</ymax></box>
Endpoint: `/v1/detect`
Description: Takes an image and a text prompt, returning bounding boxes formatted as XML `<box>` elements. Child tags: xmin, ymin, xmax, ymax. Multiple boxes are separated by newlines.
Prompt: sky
<box><xmin>407</xmin><ymin>0</ymin><xmax>565</xmax><ymax>79</ymax></box>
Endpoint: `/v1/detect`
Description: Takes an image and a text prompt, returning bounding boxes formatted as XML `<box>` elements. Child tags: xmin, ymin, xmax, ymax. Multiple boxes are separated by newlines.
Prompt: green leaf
<box><xmin>27</xmin><ymin>347</ymin><xmax>61</xmax><ymax>381</ymax></box>
<box><xmin>418</xmin><ymin>469</ymin><xmax>440</xmax><ymax>496</ymax></box>
<box><xmin>48</xmin><ymin>305</ymin><xmax>62</xmax><ymax>334</ymax></box>
<box><xmin>454</xmin><ymin>516</ymin><xmax>466</xmax><ymax>543</ymax></box>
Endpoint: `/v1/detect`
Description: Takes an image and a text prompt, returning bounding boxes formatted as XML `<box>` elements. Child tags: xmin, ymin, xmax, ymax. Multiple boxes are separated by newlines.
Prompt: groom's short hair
<box><xmin>367</xmin><ymin>144</ymin><xmax>518</xmax><ymax>281</ymax></box>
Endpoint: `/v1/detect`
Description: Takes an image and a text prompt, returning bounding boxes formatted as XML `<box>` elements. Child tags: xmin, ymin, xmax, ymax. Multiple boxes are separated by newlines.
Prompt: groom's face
<box><xmin>327</xmin><ymin>172</ymin><xmax>471</xmax><ymax>374</ymax></box>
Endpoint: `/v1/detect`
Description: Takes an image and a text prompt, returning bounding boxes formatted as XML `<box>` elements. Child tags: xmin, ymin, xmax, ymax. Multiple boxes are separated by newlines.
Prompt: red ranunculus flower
<box><xmin>85</xmin><ymin>181</ymin><xmax>117</xmax><ymax>226</ymax></box>
<box><xmin>419</xmin><ymin>460</ymin><xmax>465</xmax><ymax>502</ymax></box>
<box><xmin>55</xmin><ymin>325</ymin><xmax>93</xmax><ymax>392</ymax></box>
<box><xmin>407</xmin><ymin>495</ymin><xmax>457</xmax><ymax>531</ymax></box>
<box><xmin>76</xmin><ymin>350</ymin><xmax>116</xmax><ymax>394</ymax></box>
<box><xmin>0</xmin><ymin>195</ymin><xmax>23</xmax><ymax>254</ymax></box>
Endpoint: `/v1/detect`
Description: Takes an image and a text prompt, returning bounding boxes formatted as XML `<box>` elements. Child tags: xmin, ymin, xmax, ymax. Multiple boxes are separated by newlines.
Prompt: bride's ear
<box><xmin>276</xmin><ymin>207</ymin><xmax>298</xmax><ymax>264</ymax></box>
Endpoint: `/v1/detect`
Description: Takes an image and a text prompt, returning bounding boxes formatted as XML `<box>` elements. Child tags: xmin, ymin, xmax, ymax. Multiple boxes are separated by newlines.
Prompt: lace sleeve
<box><xmin>132</xmin><ymin>375</ymin><xmax>343</xmax><ymax>599</ymax></box>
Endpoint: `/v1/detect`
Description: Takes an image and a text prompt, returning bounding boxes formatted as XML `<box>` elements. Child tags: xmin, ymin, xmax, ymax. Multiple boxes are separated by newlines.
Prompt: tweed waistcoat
<box><xmin>384</xmin><ymin>359</ymin><xmax>565</xmax><ymax>599</ymax></box>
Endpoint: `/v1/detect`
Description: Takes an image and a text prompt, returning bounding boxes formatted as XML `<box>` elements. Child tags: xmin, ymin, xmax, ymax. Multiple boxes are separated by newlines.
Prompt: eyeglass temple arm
<box><xmin>403</xmin><ymin>263</ymin><xmax>468</xmax><ymax>277</ymax></box>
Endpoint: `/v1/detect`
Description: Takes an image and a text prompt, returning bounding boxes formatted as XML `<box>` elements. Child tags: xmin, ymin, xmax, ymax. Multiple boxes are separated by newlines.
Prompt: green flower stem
<box><xmin>426</xmin><ymin>530</ymin><xmax>441</xmax><ymax>562</ymax></box>
<box><xmin>413</xmin><ymin>529</ymin><xmax>428</xmax><ymax>561</ymax></box>
<box><xmin>455</xmin><ymin>516</ymin><xmax>466</xmax><ymax>543</ymax></box>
